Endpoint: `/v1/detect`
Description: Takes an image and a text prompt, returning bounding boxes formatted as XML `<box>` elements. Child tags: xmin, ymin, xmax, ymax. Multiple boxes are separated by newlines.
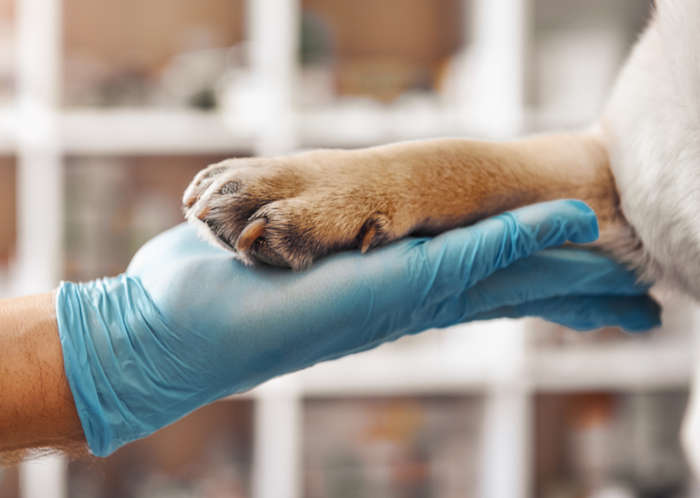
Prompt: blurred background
<box><xmin>1</xmin><ymin>1</ymin><xmax>699</xmax><ymax>497</ymax></box>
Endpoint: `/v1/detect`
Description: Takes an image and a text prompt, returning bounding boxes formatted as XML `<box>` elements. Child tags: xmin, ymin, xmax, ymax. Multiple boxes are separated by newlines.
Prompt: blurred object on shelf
<box><xmin>299</xmin><ymin>10</ymin><xmax>334</xmax><ymax>67</ymax></box>
<box><xmin>437</xmin><ymin>48</ymin><xmax>475</xmax><ymax>111</ymax></box>
<box><xmin>0</xmin><ymin>466</ymin><xmax>19</xmax><ymax>498</ymax></box>
<box><xmin>63</xmin><ymin>0</ymin><xmax>244</xmax><ymax>107</ymax></box>
<box><xmin>533</xmin><ymin>28</ymin><xmax>624</xmax><ymax>123</ymax></box>
<box><xmin>68</xmin><ymin>401</ymin><xmax>253</xmax><ymax>498</ymax></box>
<box><xmin>378</xmin><ymin>324</ymin><xmax>446</xmax><ymax>354</ymax></box>
<box><xmin>0</xmin><ymin>0</ymin><xmax>13</xmax><ymax>106</ymax></box>
<box><xmin>160</xmin><ymin>45</ymin><xmax>247</xmax><ymax>110</ymax></box>
<box><xmin>297</xmin><ymin>10</ymin><xmax>336</xmax><ymax>108</ymax></box>
<box><xmin>535</xmin><ymin>390</ymin><xmax>694</xmax><ymax>498</ymax></box>
<box><xmin>67</xmin><ymin>44</ymin><xmax>250</xmax><ymax>109</ymax></box>
<box><xmin>532</xmin><ymin>0</ymin><xmax>648</xmax><ymax>40</ymax></box>
<box><xmin>528</xmin><ymin>321</ymin><xmax>648</xmax><ymax>350</ymax></box>
<box><xmin>529</xmin><ymin>298</ymin><xmax>695</xmax><ymax>350</ymax></box>
<box><xmin>64</xmin><ymin>154</ymin><xmax>244</xmax><ymax>280</ymax></box>
<box><xmin>300</xmin><ymin>0</ymin><xmax>464</xmax><ymax>105</ymax></box>
<box><xmin>334</xmin><ymin>57</ymin><xmax>431</xmax><ymax>103</ymax></box>
<box><xmin>297</xmin><ymin>63</ymin><xmax>335</xmax><ymax>108</ymax></box>
<box><xmin>0</xmin><ymin>156</ymin><xmax>15</xmax><ymax>267</ymax></box>
<box><xmin>526</xmin><ymin>0</ymin><xmax>651</xmax><ymax>127</ymax></box>
<box><xmin>304</xmin><ymin>396</ymin><xmax>482</xmax><ymax>497</ymax></box>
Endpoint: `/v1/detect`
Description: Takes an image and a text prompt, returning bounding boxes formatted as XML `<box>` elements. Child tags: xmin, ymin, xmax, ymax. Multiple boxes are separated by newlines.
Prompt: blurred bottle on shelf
<box><xmin>295</xmin><ymin>0</ymin><xmax>465</xmax><ymax>114</ymax></box>
<box><xmin>304</xmin><ymin>396</ymin><xmax>482</xmax><ymax>498</ymax></box>
<box><xmin>0</xmin><ymin>465</ymin><xmax>19</xmax><ymax>498</ymax></box>
<box><xmin>0</xmin><ymin>157</ymin><xmax>15</xmax><ymax>270</ymax></box>
<box><xmin>0</xmin><ymin>1</ymin><xmax>14</xmax><ymax>106</ymax></box>
<box><xmin>62</xmin><ymin>0</ymin><xmax>245</xmax><ymax>108</ymax></box>
<box><xmin>65</xmin><ymin>157</ymin><xmax>131</xmax><ymax>279</ymax></box>
<box><xmin>64</xmin><ymin>155</ymin><xmax>234</xmax><ymax>281</ymax></box>
<box><xmin>535</xmin><ymin>391</ymin><xmax>694</xmax><ymax>498</ymax></box>
<box><xmin>68</xmin><ymin>401</ymin><xmax>253</xmax><ymax>498</ymax></box>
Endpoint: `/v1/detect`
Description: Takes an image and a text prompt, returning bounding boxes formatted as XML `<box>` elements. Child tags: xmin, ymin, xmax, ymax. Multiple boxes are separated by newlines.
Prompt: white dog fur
<box><xmin>603</xmin><ymin>0</ymin><xmax>700</xmax><ymax>298</ymax></box>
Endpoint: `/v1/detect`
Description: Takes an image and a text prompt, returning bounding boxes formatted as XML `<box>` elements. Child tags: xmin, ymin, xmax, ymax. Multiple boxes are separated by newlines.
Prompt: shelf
<box><xmin>297</xmin><ymin>320</ymin><xmax>525</xmax><ymax>396</ymax></box>
<box><xmin>530</xmin><ymin>342</ymin><xmax>694</xmax><ymax>391</ymax></box>
<box><xmin>60</xmin><ymin>108</ymin><xmax>255</xmax><ymax>155</ymax></box>
<box><xmin>298</xmin><ymin>99</ymin><xmax>469</xmax><ymax>148</ymax></box>
<box><xmin>0</xmin><ymin>107</ymin><xmax>256</xmax><ymax>154</ymax></box>
<box><xmin>2</xmin><ymin>99</ymin><xmax>512</xmax><ymax>157</ymax></box>
<box><xmin>0</xmin><ymin>103</ymin><xmax>589</xmax><ymax>156</ymax></box>
<box><xmin>241</xmin><ymin>344</ymin><xmax>695</xmax><ymax>398</ymax></box>
<box><xmin>0</xmin><ymin>105</ymin><xmax>17</xmax><ymax>153</ymax></box>
<box><xmin>61</xmin><ymin>103</ymin><xmax>471</xmax><ymax>154</ymax></box>
<box><xmin>298</xmin><ymin>347</ymin><xmax>494</xmax><ymax>397</ymax></box>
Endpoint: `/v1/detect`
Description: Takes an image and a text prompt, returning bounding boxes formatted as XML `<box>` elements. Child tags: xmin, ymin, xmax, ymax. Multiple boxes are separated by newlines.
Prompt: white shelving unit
<box><xmin>8</xmin><ymin>0</ymin><xmax>696</xmax><ymax>497</ymax></box>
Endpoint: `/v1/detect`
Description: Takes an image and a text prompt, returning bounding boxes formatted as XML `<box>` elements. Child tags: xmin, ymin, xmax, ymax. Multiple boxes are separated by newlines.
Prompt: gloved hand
<box><xmin>56</xmin><ymin>200</ymin><xmax>660</xmax><ymax>456</ymax></box>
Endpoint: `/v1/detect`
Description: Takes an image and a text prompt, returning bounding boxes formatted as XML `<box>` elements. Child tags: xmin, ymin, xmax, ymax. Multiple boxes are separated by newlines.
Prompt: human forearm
<box><xmin>0</xmin><ymin>292</ymin><xmax>85</xmax><ymax>463</ymax></box>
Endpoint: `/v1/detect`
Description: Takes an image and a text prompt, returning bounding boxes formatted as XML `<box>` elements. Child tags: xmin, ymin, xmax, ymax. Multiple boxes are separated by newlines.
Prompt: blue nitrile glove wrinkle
<box><xmin>56</xmin><ymin>200</ymin><xmax>660</xmax><ymax>457</ymax></box>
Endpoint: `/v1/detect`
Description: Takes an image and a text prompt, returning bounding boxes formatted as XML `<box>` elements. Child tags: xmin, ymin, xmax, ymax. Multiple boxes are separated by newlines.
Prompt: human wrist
<box><xmin>57</xmin><ymin>276</ymin><xmax>166</xmax><ymax>456</ymax></box>
<box><xmin>0</xmin><ymin>292</ymin><xmax>85</xmax><ymax>461</ymax></box>
<box><xmin>56</xmin><ymin>274</ymin><xmax>236</xmax><ymax>457</ymax></box>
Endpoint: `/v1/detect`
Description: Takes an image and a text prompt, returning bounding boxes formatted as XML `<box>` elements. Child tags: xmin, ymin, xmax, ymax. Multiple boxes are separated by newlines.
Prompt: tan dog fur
<box><xmin>184</xmin><ymin>132</ymin><xmax>633</xmax><ymax>271</ymax></box>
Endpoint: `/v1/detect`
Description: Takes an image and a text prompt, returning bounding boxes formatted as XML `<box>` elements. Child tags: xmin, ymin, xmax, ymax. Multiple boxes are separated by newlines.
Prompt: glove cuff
<box><xmin>56</xmin><ymin>276</ymin><xmax>164</xmax><ymax>456</ymax></box>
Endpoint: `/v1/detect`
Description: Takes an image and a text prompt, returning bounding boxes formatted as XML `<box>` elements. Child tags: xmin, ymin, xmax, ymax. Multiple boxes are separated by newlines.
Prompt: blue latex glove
<box><xmin>56</xmin><ymin>200</ymin><xmax>660</xmax><ymax>456</ymax></box>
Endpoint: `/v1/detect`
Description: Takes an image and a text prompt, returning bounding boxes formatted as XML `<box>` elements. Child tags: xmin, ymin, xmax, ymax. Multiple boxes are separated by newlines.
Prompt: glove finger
<box><xmin>440</xmin><ymin>247</ymin><xmax>650</xmax><ymax>315</ymax></box>
<box><xmin>420</xmin><ymin>293</ymin><xmax>660</xmax><ymax>333</ymax></box>
<box><xmin>410</xmin><ymin>256</ymin><xmax>658</xmax><ymax>333</ymax></box>
<box><xmin>399</xmin><ymin>200</ymin><xmax>599</xmax><ymax>303</ymax></box>
<box><xmin>468</xmin><ymin>294</ymin><xmax>662</xmax><ymax>332</ymax></box>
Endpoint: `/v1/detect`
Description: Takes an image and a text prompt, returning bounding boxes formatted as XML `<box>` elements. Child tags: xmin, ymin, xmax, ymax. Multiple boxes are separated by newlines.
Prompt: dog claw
<box><xmin>236</xmin><ymin>218</ymin><xmax>267</xmax><ymax>253</ymax></box>
<box><xmin>361</xmin><ymin>225</ymin><xmax>377</xmax><ymax>253</ymax></box>
<box><xmin>196</xmin><ymin>206</ymin><xmax>211</xmax><ymax>220</ymax></box>
<box><xmin>360</xmin><ymin>213</ymin><xmax>391</xmax><ymax>254</ymax></box>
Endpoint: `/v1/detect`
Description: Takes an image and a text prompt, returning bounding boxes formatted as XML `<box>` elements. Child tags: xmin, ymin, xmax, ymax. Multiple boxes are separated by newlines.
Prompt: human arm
<box><xmin>0</xmin><ymin>200</ymin><xmax>661</xmax><ymax>461</ymax></box>
<box><xmin>0</xmin><ymin>293</ymin><xmax>85</xmax><ymax>464</ymax></box>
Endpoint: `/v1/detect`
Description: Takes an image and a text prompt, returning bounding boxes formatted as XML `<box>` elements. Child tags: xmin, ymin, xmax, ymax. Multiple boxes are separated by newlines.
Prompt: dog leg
<box><xmin>184</xmin><ymin>131</ymin><xmax>638</xmax><ymax>270</ymax></box>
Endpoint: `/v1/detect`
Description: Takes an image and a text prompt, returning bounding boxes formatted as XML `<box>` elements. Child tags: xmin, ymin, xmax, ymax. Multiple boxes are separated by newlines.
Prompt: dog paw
<box><xmin>183</xmin><ymin>154</ymin><xmax>398</xmax><ymax>270</ymax></box>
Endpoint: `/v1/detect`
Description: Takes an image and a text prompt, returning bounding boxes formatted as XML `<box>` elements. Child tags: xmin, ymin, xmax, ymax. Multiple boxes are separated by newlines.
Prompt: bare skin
<box><xmin>0</xmin><ymin>293</ymin><xmax>86</xmax><ymax>465</ymax></box>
